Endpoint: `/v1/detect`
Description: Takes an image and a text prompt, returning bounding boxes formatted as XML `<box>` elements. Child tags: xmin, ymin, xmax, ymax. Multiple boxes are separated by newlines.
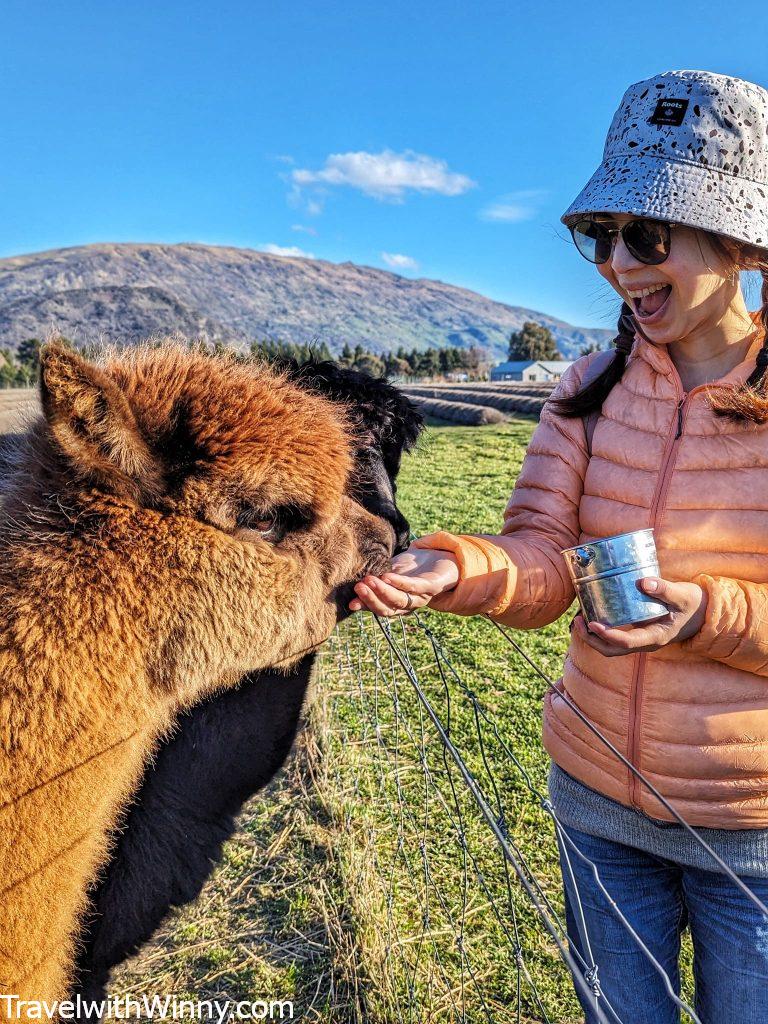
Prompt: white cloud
<box><xmin>286</xmin><ymin>184</ymin><xmax>326</xmax><ymax>217</ymax></box>
<box><xmin>291</xmin><ymin>223</ymin><xmax>318</xmax><ymax>236</ymax></box>
<box><xmin>291</xmin><ymin>149</ymin><xmax>476</xmax><ymax>202</ymax></box>
<box><xmin>259</xmin><ymin>243</ymin><xmax>315</xmax><ymax>258</ymax></box>
<box><xmin>381</xmin><ymin>252</ymin><xmax>419</xmax><ymax>271</ymax></box>
<box><xmin>480</xmin><ymin>189</ymin><xmax>548</xmax><ymax>223</ymax></box>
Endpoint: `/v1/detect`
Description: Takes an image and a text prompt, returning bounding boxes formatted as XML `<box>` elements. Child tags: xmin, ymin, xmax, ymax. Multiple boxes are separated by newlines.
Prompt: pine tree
<box><xmin>507</xmin><ymin>322</ymin><xmax>559</xmax><ymax>361</ymax></box>
<box><xmin>416</xmin><ymin>349</ymin><xmax>440</xmax><ymax>378</ymax></box>
<box><xmin>16</xmin><ymin>338</ymin><xmax>43</xmax><ymax>370</ymax></box>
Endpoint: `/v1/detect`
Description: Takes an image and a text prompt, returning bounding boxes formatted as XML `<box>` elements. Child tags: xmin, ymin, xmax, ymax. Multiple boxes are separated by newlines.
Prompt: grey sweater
<box><xmin>548</xmin><ymin>762</ymin><xmax>768</xmax><ymax>879</ymax></box>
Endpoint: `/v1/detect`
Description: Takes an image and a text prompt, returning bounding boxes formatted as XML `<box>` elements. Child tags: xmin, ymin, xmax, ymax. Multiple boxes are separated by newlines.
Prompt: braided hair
<box><xmin>708</xmin><ymin>261</ymin><xmax>768</xmax><ymax>422</ymax></box>
<box><xmin>548</xmin><ymin>302</ymin><xmax>637</xmax><ymax>419</ymax></box>
<box><xmin>550</xmin><ymin>236</ymin><xmax>768</xmax><ymax>424</ymax></box>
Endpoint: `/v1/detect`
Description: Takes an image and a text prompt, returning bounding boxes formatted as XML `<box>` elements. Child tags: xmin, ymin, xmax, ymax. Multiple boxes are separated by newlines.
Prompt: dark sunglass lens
<box><xmin>624</xmin><ymin>220</ymin><xmax>671</xmax><ymax>265</ymax></box>
<box><xmin>572</xmin><ymin>220</ymin><xmax>612</xmax><ymax>264</ymax></box>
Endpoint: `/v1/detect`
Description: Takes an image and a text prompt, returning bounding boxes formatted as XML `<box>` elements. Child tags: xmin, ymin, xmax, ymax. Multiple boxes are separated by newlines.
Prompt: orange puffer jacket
<box><xmin>414</xmin><ymin>313</ymin><xmax>768</xmax><ymax>828</ymax></box>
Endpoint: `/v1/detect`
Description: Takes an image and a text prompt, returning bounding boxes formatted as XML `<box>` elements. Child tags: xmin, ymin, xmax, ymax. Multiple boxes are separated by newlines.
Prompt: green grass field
<box><xmin>114</xmin><ymin>419</ymin><xmax>586</xmax><ymax>1022</ymax></box>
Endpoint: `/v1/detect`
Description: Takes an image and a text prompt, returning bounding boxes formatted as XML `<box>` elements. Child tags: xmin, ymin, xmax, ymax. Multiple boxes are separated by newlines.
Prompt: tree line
<box><xmin>507</xmin><ymin>321</ymin><xmax>603</xmax><ymax>360</ymax></box>
<box><xmin>2</xmin><ymin>322</ymin><xmax>597</xmax><ymax>389</ymax></box>
<box><xmin>0</xmin><ymin>336</ymin><xmax>490</xmax><ymax>387</ymax></box>
<box><xmin>254</xmin><ymin>339</ymin><xmax>487</xmax><ymax>378</ymax></box>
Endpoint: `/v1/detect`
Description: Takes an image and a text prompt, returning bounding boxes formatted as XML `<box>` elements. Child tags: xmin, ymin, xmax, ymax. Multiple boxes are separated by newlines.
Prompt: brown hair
<box><xmin>551</xmin><ymin>231</ymin><xmax>768</xmax><ymax>424</ymax></box>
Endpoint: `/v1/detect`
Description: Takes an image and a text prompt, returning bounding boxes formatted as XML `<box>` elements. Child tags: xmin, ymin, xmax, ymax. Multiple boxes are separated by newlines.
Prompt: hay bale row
<box><xmin>407</xmin><ymin>380</ymin><xmax>555</xmax><ymax>395</ymax></box>
<box><xmin>407</xmin><ymin>395</ymin><xmax>508</xmax><ymax>425</ymax></box>
<box><xmin>403</xmin><ymin>386</ymin><xmax>548</xmax><ymax>416</ymax></box>
<box><xmin>446</xmin><ymin>389</ymin><xmax>549</xmax><ymax>415</ymax></box>
<box><xmin>456</xmin><ymin>380</ymin><xmax>555</xmax><ymax>392</ymax></box>
<box><xmin>467</xmin><ymin>392</ymin><xmax>548</xmax><ymax>415</ymax></box>
<box><xmin>404</xmin><ymin>383</ymin><xmax>553</xmax><ymax>402</ymax></box>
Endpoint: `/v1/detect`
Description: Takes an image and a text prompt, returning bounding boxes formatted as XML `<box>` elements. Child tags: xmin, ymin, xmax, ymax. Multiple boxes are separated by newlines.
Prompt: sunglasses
<box><xmin>570</xmin><ymin>217</ymin><xmax>674</xmax><ymax>266</ymax></box>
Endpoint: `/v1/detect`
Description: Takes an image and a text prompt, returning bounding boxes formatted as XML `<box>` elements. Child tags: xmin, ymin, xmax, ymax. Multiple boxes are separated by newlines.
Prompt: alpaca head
<box><xmin>4</xmin><ymin>341</ymin><xmax>395</xmax><ymax>690</ymax></box>
<box><xmin>283</xmin><ymin>359</ymin><xmax>424</xmax><ymax>554</ymax></box>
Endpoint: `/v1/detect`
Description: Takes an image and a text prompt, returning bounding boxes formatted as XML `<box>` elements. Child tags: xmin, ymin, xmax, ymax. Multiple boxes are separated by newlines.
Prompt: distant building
<box><xmin>490</xmin><ymin>359</ymin><xmax>574</xmax><ymax>383</ymax></box>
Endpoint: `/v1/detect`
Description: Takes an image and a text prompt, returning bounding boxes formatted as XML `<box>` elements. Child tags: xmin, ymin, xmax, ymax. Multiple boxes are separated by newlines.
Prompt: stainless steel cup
<box><xmin>561</xmin><ymin>529</ymin><xmax>668</xmax><ymax>627</ymax></box>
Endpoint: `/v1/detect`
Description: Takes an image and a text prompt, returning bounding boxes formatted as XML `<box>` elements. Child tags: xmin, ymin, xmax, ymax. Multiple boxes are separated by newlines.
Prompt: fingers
<box><xmin>380</xmin><ymin>571</ymin><xmax>440</xmax><ymax>597</ymax></box>
<box><xmin>572</xmin><ymin>613</ymin><xmax>671</xmax><ymax>656</ymax></box>
<box><xmin>589</xmin><ymin>616</ymin><xmax>672</xmax><ymax>649</ymax></box>
<box><xmin>637</xmin><ymin>576</ymin><xmax>680</xmax><ymax>610</ymax></box>
<box><xmin>573</xmin><ymin>616</ymin><xmax>629</xmax><ymax>657</ymax></box>
<box><xmin>573</xmin><ymin>614</ymin><xmax>618</xmax><ymax>655</ymax></box>
<box><xmin>349</xmin><ymin>582</ymin><xmax>392</xmax><ymax>616</ymax></box>
<box><xmin>351</xmin><ymin>576</ymin><xmax>429</xmax><ymax>617</ymax></box>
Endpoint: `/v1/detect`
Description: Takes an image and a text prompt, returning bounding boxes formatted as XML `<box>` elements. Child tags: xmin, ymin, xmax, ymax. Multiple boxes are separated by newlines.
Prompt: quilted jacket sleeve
<box><xmin>412</xmin><ymin>354</ymin><xmax>598</xmax><ymax>629</ymax></box>
<box><xmin>678</xmin><ymin>574</ymin><xmax>768</xmax><ymax>676</ymax></box>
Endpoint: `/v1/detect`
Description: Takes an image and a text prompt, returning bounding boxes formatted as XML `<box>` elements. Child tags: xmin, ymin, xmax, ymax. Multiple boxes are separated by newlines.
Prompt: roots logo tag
<box><xmin>649</xmin><ymin>97</ymin><xmax>690</xmax><ymax>126</ymax></box>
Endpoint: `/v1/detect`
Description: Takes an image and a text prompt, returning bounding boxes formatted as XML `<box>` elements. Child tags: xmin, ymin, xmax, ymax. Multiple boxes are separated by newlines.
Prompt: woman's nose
<box><xmin>609</xmin><ymin>232</ymin><xmax>644</xmax><ymax>275</ymax></box>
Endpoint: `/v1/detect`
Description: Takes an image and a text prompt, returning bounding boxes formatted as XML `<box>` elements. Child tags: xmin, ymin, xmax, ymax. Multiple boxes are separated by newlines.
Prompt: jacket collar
<box><xmin>629</xmin><ymin>309</ymin><xmax>765</xmax><ymax>389</ymax></box>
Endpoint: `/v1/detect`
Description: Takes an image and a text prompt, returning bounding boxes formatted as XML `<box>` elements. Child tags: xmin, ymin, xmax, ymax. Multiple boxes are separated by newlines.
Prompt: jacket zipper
<box><xmin>627</xmin><ymin>382</ymin><xmax>706</xmax><ymax>806</ymax></box>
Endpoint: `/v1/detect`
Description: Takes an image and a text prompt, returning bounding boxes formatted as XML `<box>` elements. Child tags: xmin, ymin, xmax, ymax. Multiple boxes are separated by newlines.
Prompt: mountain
<box><xmin>0</xmin><ymin>243</ymin><xmax>614</xmax><ymax>359</ymax></box>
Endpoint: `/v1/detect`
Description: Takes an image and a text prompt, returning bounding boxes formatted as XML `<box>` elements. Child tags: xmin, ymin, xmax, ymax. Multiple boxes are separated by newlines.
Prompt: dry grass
<box><xmin>0</xmin><ymin>388</ymin><xmax>36</xmax><ymax>434</ymax></box>
<box><xmin>110</xmin><ymin>682</ymin><xmax>375</xmax><ymax>1020</ymax></box>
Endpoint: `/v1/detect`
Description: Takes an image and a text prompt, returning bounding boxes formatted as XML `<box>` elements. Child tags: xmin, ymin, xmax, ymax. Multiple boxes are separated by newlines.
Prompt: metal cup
<box><xmin>561</xmin><ymin>528</ymin><xmax>669</xmax><ymax>628</ymax></box>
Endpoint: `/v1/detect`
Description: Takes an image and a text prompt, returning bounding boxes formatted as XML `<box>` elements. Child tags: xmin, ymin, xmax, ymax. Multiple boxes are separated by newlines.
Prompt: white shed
<box><xmin>489</xmin><ymin>359</ymin><xmax>574</xmax><ymax>383</ymax></box>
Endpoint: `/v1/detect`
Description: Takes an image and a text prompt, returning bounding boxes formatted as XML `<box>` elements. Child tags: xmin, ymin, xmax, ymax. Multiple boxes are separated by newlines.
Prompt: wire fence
<box><xmin>319</xmin><ymin>608</ymin><xmax>768</xmax><ymax>1023</ymax></box>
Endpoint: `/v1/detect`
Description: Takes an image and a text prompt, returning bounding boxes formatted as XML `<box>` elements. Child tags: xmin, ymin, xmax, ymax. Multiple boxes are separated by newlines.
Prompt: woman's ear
<box><xmin>39</xmin><ymin>342</ymin><xmax>164</xmax><ymax>502</ymax></box>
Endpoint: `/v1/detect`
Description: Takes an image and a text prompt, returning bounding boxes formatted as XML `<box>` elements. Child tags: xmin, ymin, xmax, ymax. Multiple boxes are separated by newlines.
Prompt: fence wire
<box><xmin>319</xmin><ymin>609</ymin><xmax>768</xmax><ymax>1023</ymax></box>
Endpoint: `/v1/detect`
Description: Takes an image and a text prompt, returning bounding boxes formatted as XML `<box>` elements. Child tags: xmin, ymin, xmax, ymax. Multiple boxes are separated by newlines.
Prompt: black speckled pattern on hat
<box><xmin>561</xmin><ymin>70</ymin><xmax>768</xmax><ymax>248</ymax></box>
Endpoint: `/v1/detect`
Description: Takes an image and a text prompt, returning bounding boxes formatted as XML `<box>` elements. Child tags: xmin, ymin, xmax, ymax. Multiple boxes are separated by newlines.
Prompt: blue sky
<box><xmin>1</xmin><ymin>1</ymin><xmax>766</xmax><ymax>329</ymax></box>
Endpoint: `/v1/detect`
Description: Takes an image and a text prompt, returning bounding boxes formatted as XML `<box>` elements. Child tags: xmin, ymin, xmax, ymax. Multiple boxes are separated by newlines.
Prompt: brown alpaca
<box><xmin>0</xmin><ymin>342</ymin><xmax>392</xmax><ymax>1007</ymax></box>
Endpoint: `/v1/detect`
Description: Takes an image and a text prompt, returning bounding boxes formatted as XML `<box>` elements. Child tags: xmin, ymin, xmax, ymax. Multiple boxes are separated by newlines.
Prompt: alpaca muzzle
<box><xmin>331</xmin><ymin>509</ymin><xmax>395</xmax><ymax>622</ymax></box>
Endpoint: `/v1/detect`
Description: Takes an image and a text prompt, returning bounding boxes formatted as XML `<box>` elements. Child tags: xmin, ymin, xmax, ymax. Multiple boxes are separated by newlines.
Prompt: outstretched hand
<box><xmin>349</xmin><ymin>544</ymin><xmax>460</xmax><ymax>617</ymax></box>
<box><xmin>574</xmin><ymin>576</ymin><xmax>707</xmax><ymax>656</ymax></box>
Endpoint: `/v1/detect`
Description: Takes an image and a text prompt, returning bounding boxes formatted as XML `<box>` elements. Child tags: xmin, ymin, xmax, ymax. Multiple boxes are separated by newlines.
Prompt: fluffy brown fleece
<box><xmin>0</xmin><ymin>342</ymin><xmax>392</xmax><ymax>1006</ymax></box>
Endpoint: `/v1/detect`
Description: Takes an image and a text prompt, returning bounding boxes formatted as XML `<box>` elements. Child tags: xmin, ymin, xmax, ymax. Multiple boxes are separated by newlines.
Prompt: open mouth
<box><xmin>629</xmin><ymin>283</ymin><xmax>672</xmax><ymax>324</ymax></box>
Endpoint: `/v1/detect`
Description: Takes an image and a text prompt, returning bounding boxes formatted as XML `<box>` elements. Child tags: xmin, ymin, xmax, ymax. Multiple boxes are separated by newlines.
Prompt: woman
<box><xmin>351</xmin><ymin>70</ymin><xmax>768</xmax><ymax>1022</ymax></box>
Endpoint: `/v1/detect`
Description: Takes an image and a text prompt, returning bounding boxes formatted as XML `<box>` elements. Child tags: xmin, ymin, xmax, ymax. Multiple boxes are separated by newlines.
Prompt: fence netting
<box><xmin>318</xmin><ymin>609</ymin><xmax>768</xmax><ymax>1023</ymax></box>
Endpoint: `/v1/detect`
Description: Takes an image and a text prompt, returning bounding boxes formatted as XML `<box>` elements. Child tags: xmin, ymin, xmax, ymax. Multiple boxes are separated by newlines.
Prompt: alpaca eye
<box><xmin>236</xmin><ymin>507</ymin><xmax>277</xmax><ymax>534</ymax></box>
<box><xmin>234</xmin><ymin>502</ymin><xmax>314</xmax><ymax>542</ymax></box>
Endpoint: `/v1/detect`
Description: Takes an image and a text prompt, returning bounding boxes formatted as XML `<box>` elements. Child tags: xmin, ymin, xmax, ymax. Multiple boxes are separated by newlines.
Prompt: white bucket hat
<box><xmin>561</xmin><ymin>69</ymin><xmax>768</xmax><ymax>249</ymax></box>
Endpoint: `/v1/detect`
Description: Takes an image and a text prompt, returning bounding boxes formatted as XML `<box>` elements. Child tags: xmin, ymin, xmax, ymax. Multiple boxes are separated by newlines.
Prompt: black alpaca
<box><xmin>71</xmin><ymin>362</ymin><xmax>422</xmax><ymax>1001</ymax></box>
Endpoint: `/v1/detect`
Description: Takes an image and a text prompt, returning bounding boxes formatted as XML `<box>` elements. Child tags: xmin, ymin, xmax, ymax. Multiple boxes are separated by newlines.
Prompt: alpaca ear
<box><xmin>39</xmin><ymin>342</ymin><xmax>163</xmax><ymax>501</ymax></box>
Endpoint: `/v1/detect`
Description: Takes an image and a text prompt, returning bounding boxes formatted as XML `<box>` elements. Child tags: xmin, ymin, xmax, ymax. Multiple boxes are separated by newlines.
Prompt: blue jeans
<box><xmin>558</xmin><ymin>825</ymin><xmax>768</xmax><ymax>1024</ymax></box>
